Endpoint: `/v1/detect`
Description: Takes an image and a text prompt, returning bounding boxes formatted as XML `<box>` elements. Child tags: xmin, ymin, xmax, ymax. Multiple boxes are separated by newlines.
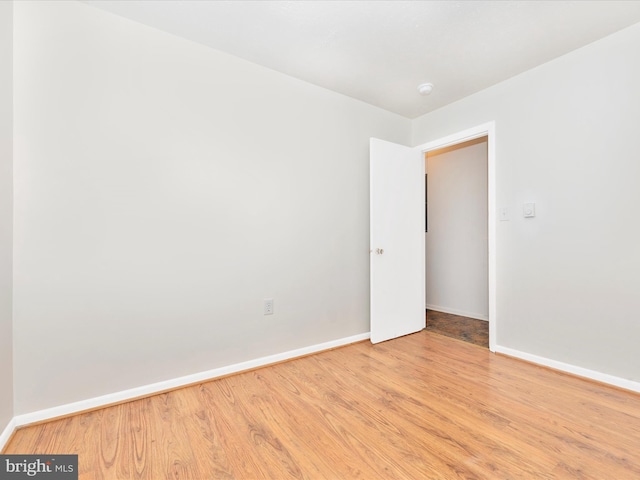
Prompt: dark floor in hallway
<box><xmin>426</xmin><ymin>309</ymin><xmax>489</xmax><ymax>348</ymax></box>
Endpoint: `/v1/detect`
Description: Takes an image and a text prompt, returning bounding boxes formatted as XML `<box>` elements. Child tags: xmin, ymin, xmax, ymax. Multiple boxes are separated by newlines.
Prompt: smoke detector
<box><xmin>417</xmin><ymin>83</ymin><xmax>434</xmax><ymax>96</ymax></box>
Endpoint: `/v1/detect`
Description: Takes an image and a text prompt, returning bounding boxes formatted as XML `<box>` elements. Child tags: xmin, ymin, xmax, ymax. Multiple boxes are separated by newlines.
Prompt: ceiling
<box><xmin>84</xmin><ymin>1</ymin><xmax>640</xmax><ymax>119</ymax></box>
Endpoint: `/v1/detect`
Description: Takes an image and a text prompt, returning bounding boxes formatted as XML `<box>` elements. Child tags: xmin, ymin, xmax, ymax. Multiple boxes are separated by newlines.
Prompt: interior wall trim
<box><xmin>0</xmin><ymin>417</ymin><xmax>16</xmax><ymax>453</ymax></box>
<box><xmin>426</xmin><ymin>304</ymin><xmax>488</xmax><ymax>322</ymax></box>
<box><xmin>6</xmin><ymin>332</ymin><xmax>370</xmax><ymax>437</ymax></box>
<box><xmin>5</xmin><ymin>336</ymin><xmax>639</xmax><ymax>450</ymax></box>
<box><xmin>495</xmin><ymin>345</ymin><xmax>640</xmax><ymax>394</ymax></box>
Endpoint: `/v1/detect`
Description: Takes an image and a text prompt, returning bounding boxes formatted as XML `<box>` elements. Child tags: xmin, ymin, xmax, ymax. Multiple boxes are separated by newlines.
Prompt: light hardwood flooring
<box><xmin>4</xmin><ymin>331</ymin><xmax>640</xmax><ymax>479</ymax></box>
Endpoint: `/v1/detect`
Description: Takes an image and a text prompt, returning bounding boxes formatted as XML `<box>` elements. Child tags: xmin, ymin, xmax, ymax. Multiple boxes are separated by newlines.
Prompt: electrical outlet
<box><xmin>523</xmin><ymin>202</ymin><xmax>536</xmax><ymax>218</ymax></box>
<box><xmin>264</xmin><ymin>298</ymin><xmax>274</xmax><ymax>315</ymax></box>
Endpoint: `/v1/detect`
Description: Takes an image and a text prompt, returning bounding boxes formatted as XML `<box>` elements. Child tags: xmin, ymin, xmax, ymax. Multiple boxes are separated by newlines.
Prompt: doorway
<box><xmin>425</xmin><ymin>137</ymin><xmax>489</xmax><ymax>348</ymax></box>
<box><xmin>416</xmin><ymin>122</ymin><xmax>496</xmax><ymax>351</ymax></box>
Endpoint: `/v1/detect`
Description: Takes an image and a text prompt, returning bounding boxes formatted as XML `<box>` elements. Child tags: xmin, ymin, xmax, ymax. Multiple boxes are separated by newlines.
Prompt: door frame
<box><xmin>417</xmin><ymin>122</ymin><xmax>496</xmax><ymax>352</ymax></box>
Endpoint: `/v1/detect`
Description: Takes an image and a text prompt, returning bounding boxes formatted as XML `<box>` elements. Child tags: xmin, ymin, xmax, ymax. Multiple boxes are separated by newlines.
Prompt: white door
<box><xmin>370</xmin><ymin>138</ymin><xmax>425</xmax><ymax>344</ymax></box>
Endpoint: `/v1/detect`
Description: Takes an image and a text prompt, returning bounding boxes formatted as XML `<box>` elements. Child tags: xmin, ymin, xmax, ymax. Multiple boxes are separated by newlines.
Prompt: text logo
<box><xmin>0</xmin><ymin>456</ymin><xmax>77</xmax><ymax>480</ymax></box>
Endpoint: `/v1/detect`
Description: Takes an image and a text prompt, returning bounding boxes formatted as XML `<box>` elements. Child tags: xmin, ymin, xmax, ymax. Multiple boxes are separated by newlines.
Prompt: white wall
<box><xmin>12</xmin><ymin>0</ymin><xmax>639</xmax><ymax>418</ymax></box>
<box><xmin>13</xmin><ymin>1</ymin><xmax>410</xmax><ymax>414</ymax></box>
<box><xmin>413</xmin><ymin>22</ymin><xmax>640</xmax><ymax>382</ymax></box>
<box><xmin>426</xmin><ymin>139</ymin><xmax>488</xmax><ymax>320</ymax></box>
<box><xmin>0</xmin><ymin>0</ymin><xmax>14</xmax><ymax>433</ymax></box>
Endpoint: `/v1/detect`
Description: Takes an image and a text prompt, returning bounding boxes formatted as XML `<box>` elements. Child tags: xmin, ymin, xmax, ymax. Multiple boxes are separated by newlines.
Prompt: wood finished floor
<box><xmin>5</xmin><ymin>331</ymin><xmax>640</xmax><ymax>479</ymax></box>
<box><xmin>426</xmin><ymin>309</ymin><xmax>489</xmax><ymax>348</ymax></box>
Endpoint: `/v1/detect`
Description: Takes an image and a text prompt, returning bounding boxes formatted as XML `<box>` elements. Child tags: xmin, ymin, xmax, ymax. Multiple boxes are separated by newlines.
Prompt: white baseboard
<box><xmin>0</xmin><ymin>416</ymin><xmax>16</xmax><ymax>452</ymax></box>
<box><xmin>8</xmin><ymin>334</ymin><xmax>638</xmax><ymax>450</ymax></box>
<box><xmin>426</xmin><ymin>304</ymin><xmax>488</xmax><ymax>322</ymax></box>
<box><xmin>12</xmin><ymin>332</ymin><xmax>370</xmax><ymax>429</ymax></box>
<box><xmin>495</xmin><ymin>345</ymin><xmax>640</xmax><ymax>394</ymax></box>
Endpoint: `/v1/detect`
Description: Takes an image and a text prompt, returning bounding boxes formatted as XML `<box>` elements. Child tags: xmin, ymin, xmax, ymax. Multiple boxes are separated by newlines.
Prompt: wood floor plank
<box><xmin>318</xmin><ymin>348</ymin><xmax>556</xmax><ymax>477</ymax></box>
<box><xmin>4</xmin><ymin>331</ymin><xmax>640</xmax><ymax>479</ymax></box>
<box><xmin>273</xmin><ymin>358</ymin><xmax>452</xmax><ymax>479</ymax></box>
<box><xmin>380</xmin><ymin>333</ymin><xmax>640</xmax><ymax>479</ymax></box>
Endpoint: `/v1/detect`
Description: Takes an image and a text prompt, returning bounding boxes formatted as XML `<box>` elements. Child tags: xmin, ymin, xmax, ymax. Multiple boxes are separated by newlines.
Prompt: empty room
<box><xmin>2</xmin><ymin>1</ymin><xmax>640</xmax><ymax>478</ymax></box>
